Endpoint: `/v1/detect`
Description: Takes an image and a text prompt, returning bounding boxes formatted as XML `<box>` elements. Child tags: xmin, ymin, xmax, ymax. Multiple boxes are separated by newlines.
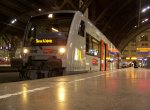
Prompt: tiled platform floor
<box><xmin>0</xmin><ymin>68</ymin><xmax>150</xmax><ymax>110</ymax></box>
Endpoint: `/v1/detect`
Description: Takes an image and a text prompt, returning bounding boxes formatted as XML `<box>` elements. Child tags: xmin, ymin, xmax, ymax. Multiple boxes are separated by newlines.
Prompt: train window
<box><xmin>24</xmin><ymin>13</ymin><xmax>75</xmax><ymax>46</ymax></box>
<box><xmin>92</xmin><ymin>39</ymin><xmax>99</xmax><ymax>57</ymax></box>
<box><xmin>86</xmin><ymin>33</ymin><xmax>92</xmax><ymax>55</ymax></box>
<box><xmin>86</xmin><ymin>33</ymin><xmax>100</xmax><ymax>57</ymax></box>
<box><xmin>78</xmin><ymin>20</ymin><xmax>85</xmax><ymax>37</ymax></box>
<box><xmin>28</xmin><ymin>25</ymin><xmax>36</xmax><ymax>41</ymax></box>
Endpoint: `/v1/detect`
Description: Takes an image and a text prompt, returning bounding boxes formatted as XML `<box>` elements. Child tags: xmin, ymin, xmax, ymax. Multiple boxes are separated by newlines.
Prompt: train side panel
<box><xmin>84</xmin><ymin>19</ymin><xmax>101</xmax><ymax>71</ymax></box>
<box><xmin>65</xmin><ymin>12</ymin><xmax>86</xmax><ymax>73</ymax></box>
<box><xmin>65</xmin><ymin>12</ymin><xmax>101</xmax><ymax>73</ymax></box>
<box><xmin>65</xmin><ymin>11</ymin><xmax>119</xmax><ymax>73</ymax></box>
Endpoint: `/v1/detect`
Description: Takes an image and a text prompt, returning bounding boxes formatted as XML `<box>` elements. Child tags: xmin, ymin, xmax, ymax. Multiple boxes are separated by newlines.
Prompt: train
<box><xmin>146</xmin><ymin>56</ymin><xmax>150</xmax><ymax>68</ymax></box>
<box><xmin>11</xmin><ymin>10</ymin><xmax>120</xmax><ymax>79</ymax></box>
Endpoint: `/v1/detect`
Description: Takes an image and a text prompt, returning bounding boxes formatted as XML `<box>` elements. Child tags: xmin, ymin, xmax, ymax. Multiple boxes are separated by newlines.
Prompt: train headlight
<box><xmin>23</xmin><ymin>48</ymin><xmax>29</xmax><ymax>54</ymax></box>
<box><xmin>59</xmin><ymin>48</ymin><xmax>66</xmax><ymax>54</ymax></box>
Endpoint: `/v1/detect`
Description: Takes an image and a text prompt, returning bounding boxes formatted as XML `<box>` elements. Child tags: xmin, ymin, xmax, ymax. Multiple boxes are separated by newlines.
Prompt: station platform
<box><xmin>0</xmin><ymin>68</ymin><xmax>150</xmax><ymax>110</ymax></box>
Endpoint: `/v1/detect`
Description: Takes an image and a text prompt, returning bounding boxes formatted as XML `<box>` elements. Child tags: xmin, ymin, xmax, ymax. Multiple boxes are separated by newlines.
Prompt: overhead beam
<box><xmin>114</xmin><ymin>19</ymin><xmax>137</xmax><ymax>47</ymax></box>
<box><xmin>67</xmin><ymin>0</ymin><xmax>78</xmax><ymax>9</ymax></box>
<box><xmin>118</xmin><ymin>21</ymin><xmax>150</xmax><ymax>51</ymax></box>
<box><xmin>102</xmin><ymin>0</ymin><xmax>133</xmax><ymax>32</ymax></box>
<box><xmin>0</xmin><ymin>0</ymin><xmax>50</xmax><ymax>36</ymax></box>
<box><xmin>0</xmin><ymin>1</ymin><xmax>26</xmax><ymax>13</ymax></box>
<box><xmin>90</xmin><ymin>0</ymin><xmax>96</xmax><ymax>21</ymax></box>
<box><xmin>52</xmin><ymin>1</ymin><xmax>66</xmax><ymax>10</ymax></box>
<box><xmin>2</xmin><ymin>36</ymin><xmax>9</xmax><ymax>47</ymax></box>
<box><xmin>113</xmin><ymin>11</ymin><xmax>137</xmax><ymax>42</ymax></box>
<box><xmin>16</xmin><ymin>0</ymin><xmax>46</xmax><ymax>10</ymax></box>
<box><xmin>94</xmin><ymin>1</ymin><xmax>117</xmax><ymax>24</ymax></box>
<box><xmin>79</xmin><ymin>0</ymin><xmax>93</xmax><ymax>13</ymax></box>
<box><xmin>0</xmin><ymin>4</ymin><xmax>21</xmax><ymax>17</ymax></box>
<box><xmin>32</xmin><ymin>0</ymin><xmax>59</xmax><ymax>11</ymax></box>
<box><xmin>51</xmin><ymin>0</ymin><xmax>77</xmax><ymax>10</ymax></box>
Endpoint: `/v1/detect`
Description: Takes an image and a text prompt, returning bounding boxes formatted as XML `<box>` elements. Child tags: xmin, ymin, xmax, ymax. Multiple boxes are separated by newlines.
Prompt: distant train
<box><xmin>12</xmin><ymin>10</ymin><xmax>120</xmax><ymax>79</ymax></box>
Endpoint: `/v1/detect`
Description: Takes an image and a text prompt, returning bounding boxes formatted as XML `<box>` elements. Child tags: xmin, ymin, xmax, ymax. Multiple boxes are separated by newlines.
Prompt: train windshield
<box><xmin>24</xmin><ymin>13</ymin><xmax>75</xmax><ymax>46</ymax></box>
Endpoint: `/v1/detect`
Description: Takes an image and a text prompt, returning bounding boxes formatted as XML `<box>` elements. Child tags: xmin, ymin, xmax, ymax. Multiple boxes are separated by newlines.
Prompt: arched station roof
<box><xmin>0</xmin><ymin>0</ymin><xmax>150</xmax><ymax>51</ymax></box>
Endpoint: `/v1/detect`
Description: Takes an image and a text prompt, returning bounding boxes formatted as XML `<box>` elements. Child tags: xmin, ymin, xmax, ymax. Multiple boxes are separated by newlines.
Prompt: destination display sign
<box><xmin>36</xmin><ymin>39</ymin><xmax>53</xmax><ymax>44</ymax></box>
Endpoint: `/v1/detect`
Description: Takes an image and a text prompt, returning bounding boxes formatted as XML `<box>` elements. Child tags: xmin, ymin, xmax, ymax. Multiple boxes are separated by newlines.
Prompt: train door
<box><xmin>104</xmin><ymin>44</ymin><xmax>108</xmax><ymax>71</ymax></box>
<box><xmin>100</xmin><ymin>40</ymin><xmax>108</xmax><ymax>71</ymax></box>
<box><xmin>100</xmin><ymin>40</ymin><xmax>104</xmax><ymax>71</ymax></box>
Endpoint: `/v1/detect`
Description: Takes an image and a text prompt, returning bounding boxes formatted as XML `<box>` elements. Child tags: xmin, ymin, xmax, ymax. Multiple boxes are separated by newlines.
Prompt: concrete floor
<box><xmin>0</xmin><ymin>68</ymin><xmax>150</xmax><ymax>110</ymax></box>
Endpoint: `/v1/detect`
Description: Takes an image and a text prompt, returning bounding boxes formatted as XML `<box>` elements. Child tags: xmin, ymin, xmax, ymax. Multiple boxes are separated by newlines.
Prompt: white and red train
<box><xmin>12</xmin><ymin>10</ymin><xmax>120</xmax><ymax>79</ymax></box>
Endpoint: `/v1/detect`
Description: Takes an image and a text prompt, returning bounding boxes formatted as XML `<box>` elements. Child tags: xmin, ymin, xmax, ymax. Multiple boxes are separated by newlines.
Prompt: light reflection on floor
<box><xmin>0</xmin><ymin>68</ymin><xmax>150</xmax><ymax>110</ymax></box>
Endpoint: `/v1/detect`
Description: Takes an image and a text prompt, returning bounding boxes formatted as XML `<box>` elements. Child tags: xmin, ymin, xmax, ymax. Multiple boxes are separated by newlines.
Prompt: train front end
<box><xmin>22</xmin><ymin>12</ymin><xmax>74</xmax><ymax>78</ymax></box>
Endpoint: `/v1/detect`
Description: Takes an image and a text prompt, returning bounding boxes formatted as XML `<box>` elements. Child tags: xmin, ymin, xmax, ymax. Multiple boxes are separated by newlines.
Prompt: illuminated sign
<box><xmin>109</xmin><ymin>52</ymin><xmax>117</xmax><ymax>55</ymax></box>
<box><xmin>36</xmin><ymin>39</ymin><xmax>52</xmax><ymax>44</ymax></box>
<box><xmin>109</xmin><ymin>48</ymin><xmax>119</xmax><ymax>52</ymax></box>
<box><xmin>138</xmin><ymin>52</ymin><xmax>150</xmax><ymax>54</ymax></box>
<box><xmin>131</xmin><ymin>57</ymin><xmax>137</xmax><ymax>60</ymax></box>
<box><xmin>126</xmin><ymin>57</ymin><xmax>130</xmax><ymax>60</ymax></box>
<box><xmin>106</xmin><ymin>57</ymin><xmax>110</xmax><ymax>60</ymax></box>
<box><xmin>92</xmin><ymin>58</ymin><xmax>98</xmax><ymax>65</ymax></box>
<box><xmin>74</xmin><ymin>48</ymin><xmax>82</xmax><ymax>61</ymax></box>
<box><xmin>137</xmin><ymin>48</ymin><xmax>150</xmax><ymax>52</ymax></box>
<box><xmin>126</xmin><ymin>57</ymin><xmax>137</xmax><ymax>60</ymax></box>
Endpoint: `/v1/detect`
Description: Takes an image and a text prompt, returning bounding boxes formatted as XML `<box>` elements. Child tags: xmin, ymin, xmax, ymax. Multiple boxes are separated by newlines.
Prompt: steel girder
<box><xmin>102</xmin><ymin>0</ymin><xmax>133</xmax><ymax>32</ymax></box>
<box><xmin>118</xmin><ymin>21</ymin><xmax>150</xmax><ymax>51</ymax></box>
